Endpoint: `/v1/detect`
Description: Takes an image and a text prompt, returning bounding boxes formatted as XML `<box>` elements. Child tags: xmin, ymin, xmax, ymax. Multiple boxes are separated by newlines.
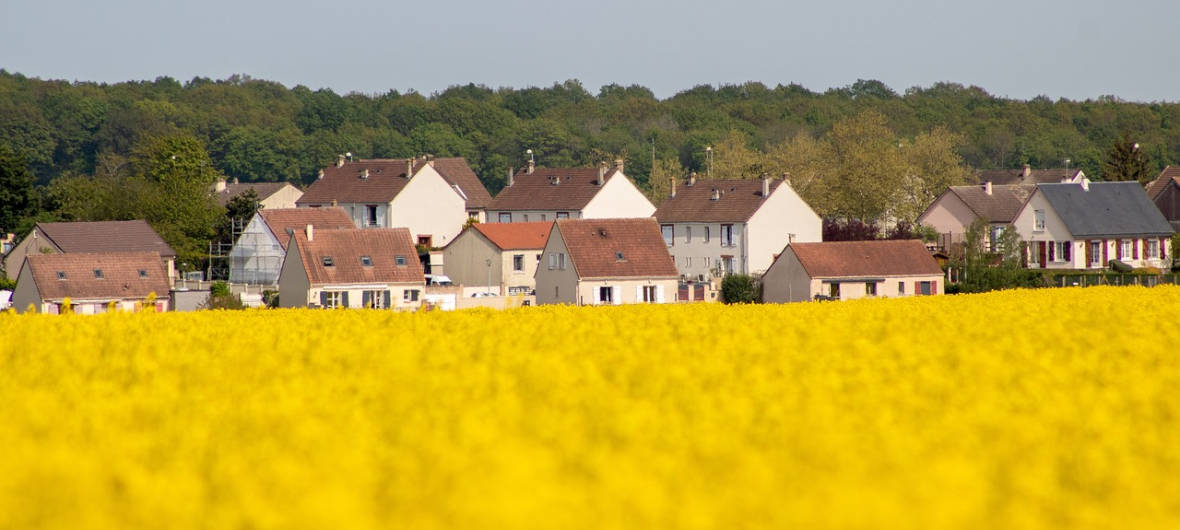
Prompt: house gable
<box><xmin>746</xmin><ymin>182</ymin><xmax>822</xmax><ymax>274</ymax></box>
<box><xmin>580</xmin><ymin>172</ymin><xmax>657</xmax><ymax>219</ymax></box>
<box><xmin>387</xmin><ymin>164</ymin><xmax>467</xmax><ymax>246</ymax></box>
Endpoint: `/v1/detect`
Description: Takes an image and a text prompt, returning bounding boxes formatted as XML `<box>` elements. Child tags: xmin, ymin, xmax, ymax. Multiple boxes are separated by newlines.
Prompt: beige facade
<box><xmin>3</xmin><ymin>231</ymin><xmax>58</xmax><ymax>280</ymax></box>
<box><xmin>1014</xmin><ymin>191</ymin><xmax>1171</xmax><ymax>270</ymax></box>
<box><xmin>534</xmin><ymin>222</ymin><xmax>678</xmax><ymax>306</ymax></box>
<box><xmin>491</xmin><ymin>210</ymin><xmax>577</xmax><ymax>223</ymax></box>
<box><xmin>535</xmin><ymin>232</ymin><xmax>578</xmax><ymax>305</ymax></box>
<box><xmin>762</xmin><ymin>249</ymin><xmax>943</xmax><ymax>303</ymax></box>
<box><xmin>442</xmin><ymin>230</ymin><xmax>544</xmax><ymax>295</ymax></box>
<box><xmin>258</xmin><ymin>185</ymin><xmax>304</xmax><ymax>210</ymax></box>
<box><xmin>277</xmin><ymin>245</ymin><xmax>424</xmax><ymax>310</ymax></box>
<box><xmin>488</xmin><ymin>171</ymin><xmax>656</xmax><ymax>223</ymax></box>
<box><xmin>12</xmin><ymin>259</ymin><xmax>169</xmax><ymax>314</ymax></box>
<box><xmin>917</xmin><ymin>192</ymin><xmax>979</xmax><ymax>238</ymax></box>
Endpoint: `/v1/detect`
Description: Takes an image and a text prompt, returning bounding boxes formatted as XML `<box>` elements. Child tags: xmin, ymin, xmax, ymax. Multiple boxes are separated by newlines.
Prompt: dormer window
<box><xmin>395</xmin><ymin>256</ymin><xmax>407</xmax><ymax>266</ymax></box>
<box><xmin>138</xmin><ymin>269</ymin><xmax>148</xmax><ymax>278</ymax></box>
<box><xmin>616</xmin><ymin>251</ymin><xmax>625</xmax><ymax>261</ymax></box>
<box><xmin>56</xmin><ymin>271</ymin><xmax>67</xmax><ymax>280</ymax></box>
<box><xmin>93</xmin><ymin>269</ymin><xmax>104</xmax><ymax>279</ymax></box>
<box><xmin>322</xmin><ymin>256</ymin><xmax>334</xmax><ymax>267</ymax></box>
<box><xmin>360</xmin><ymin>256</ymin><xmax>373</xmax><ymax>267</ymax></box>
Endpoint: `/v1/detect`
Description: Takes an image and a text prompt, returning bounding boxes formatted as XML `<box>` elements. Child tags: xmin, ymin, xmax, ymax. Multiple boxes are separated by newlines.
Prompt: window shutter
<box><xmin>656</xmin><ymin>285</ymin><xmax>665</xmax><ymax>303</ymax></box>
<box><xmin>593</xmin><ymin>288</ymin><xmax>601</xmax><ymax>305</ymax></box>
<box><xmin>612</xmin><ymin>286</ymin><xmax>621</xmax><ymax>305</ymax></box>
<box><xmin>1039</xmin><ymin>242</ymin><xmax>1047</xmax><ymax>269</ymax></box>
<box><xmin>362</xmin><ymin>290</ymin><xmax>371</xmax><ymax>308</ymax></box>
<box><xmin>1063</xmin><ymin>242</ymin><xmax>1071</xmax><ymax>262</ymax></box>
<box><xmin>932</xmin><ymin>280</ymin><xmax>938</xmax><ymax>295</ymax></box>
<box><xmin>636</xmin><ymin>285</ymin><xmax>644</xmax><ymax>302</ymax></box>
<box><xmin>1116</xmin><ymin>240</ymin><xmax>1123</xmax><ymax>260</ymax></box>
<box><xmin>1103</xmin><ymin>239</ymin><xmax>1108</xmax><ymax>264</ymax></box>
<box><xmin>1048</xmin><ymin>241</ymin><xmax>1054</xmax><ymax>262</ymax></box>
<box><xmin>384</xmin><ymin>290</ymin><xmax>391</xmax><ymax>308</ymax></box>
<box><xmin>914</xmin><ymin>281</ymin><xmax>920</xmax><ymax>296</ymax></box>
<box><xmin>319</xmin><ymin>291</ymin><xmax>328</xmax><ymax>307</ymax></box>
<box><xmin>341</xmin><ymin>291</ymin><xmax>350</xmax><ymax>308</ymax></box>
<box><xmin>1162</xmin><ymin>238</ymin><xmax>1168</xmax><ymax>259</ymax></box>
<box><xmin>1133</xmin><ymin>239</ymin><xmax>1139</xmax><ymax>260</ymax></box>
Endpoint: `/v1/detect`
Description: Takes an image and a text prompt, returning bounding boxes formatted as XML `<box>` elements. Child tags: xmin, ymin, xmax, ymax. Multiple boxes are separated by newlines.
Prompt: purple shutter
<box><xmin>1039</xmin><ymin>242</ymin><xmax>1047</xmax><ymax>269</ymax></box>
<box><xmin>1048</xmin><ymin>241</ymin><xmax>1055</xmax><ymax>262</ymax></box>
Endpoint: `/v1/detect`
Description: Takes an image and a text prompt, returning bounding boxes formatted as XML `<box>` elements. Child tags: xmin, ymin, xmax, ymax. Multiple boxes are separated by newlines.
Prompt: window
<box><xmin>556</xmin><ymin>212</ymin><xmax>570</xmax><ymax>219</ymax></box>
<box><xmin>1120</xmin><ymin>240</ymin><xmax>1132</xmax><ymax>259</ymax></box>
<box><xmin>598</xmin><ymin>286</ymin><xmax>613</xmax><ymax>304</ymax></box>
<box><xmin>703</xmin><ymin>257</ymin><xmax>710</xmax><ymax>268</ymax></box>
<box><xmin>548</xmin><ymin>254</ymin><xmax>556</xmax><ymax>270</ymax></box>
<box><xmin>1034</xmin><ymin>210</ymin><xmax>1046</xmax><ymax>231</ymax></box>
<box><xmin>360</xmin><ymin>256</ymin><xmax>373</xmax><ymax>267</ymax></box>
<box><xmin>417</xmin><ymin>236</ymin><xmax>432</xmax><ymax>247</ymax></box>
<box><xmin>403</xmin><ymin>289</ymin><xmax>420</xmax><ymax>302</ymax></box>
<box><xmin>685</xmin><ymin>256</ymin><xmax>692</xmax><ymax>267</ymax></box>
<box><xmin>555</xmin><ymin>285</ymin><xmax>559</xmax><ymax>298</ymax></box>
<box><xmin>93</xmin><ymin>269</ymin><xmax>104</xmax><ymax>279</ymax></box>
<box><xmin>322</xmin><ymin>256</ymin><xmax>334</xmax><ymax>267</ymax></box>
<box><xmin>366</xmin><ymin>205</ymin><xmax>379</xmax><ymax>227</ymax></box>
<box><xmin>829</xmin><ymin>283</ymin><xmax>840</xmax><ymax>299</ymax></box>
<box><xmin>685</xmin><ymin>226</ymin><xmax>692</xmax><ymax>243</ymax></box>
<box><xmin>513</xmin><ymin>254</ymin><xmax>524</xmax><ymax>271</ymax></box>
<box><xmin>468</xmin><ymin>211</ymin><xmax>479</xmax><ymax>220</ymax></box>
<box><xmin>323</xmin><ymin>291</ymin><xmax>343</xmax><ymax>308</ymax></box>
<box><xmin>919</xmin><ymin>281</ymin><xmax>933</xmax><ymax>296</ymax></box>
<box><xmin>721</xmin><ymin>256</ymin><xmax>734</xmax><ymax>274</ymax></box>
<box><xmin>642</xmin><ymin>285</ymin><xmax>658</xmax><ymax>303</ymax></box>
<box><xmin>661</xmin><ymin>224</ymin><xmax>674</xmax><ymax>246</ymax></box>
<box><xmin>898</xmin><ymin>282</ymin><xmax>905</xmax><ymax>294</ymax></box>
<box><xmin>540</xmin><ymin>214</ymin><xmax>547</xmax><ymax>221</ymax></box>
<box><xmin>865</xmin><ymin>282</ymin><xmax>877</xmax><ymax>296</ymax></box>
<box><xmin>395</xmin><ymin>255</ymin><xmax>407</xmax><ymax>266</ymax></box>
<box><xmin>616</xmin><ymin>251</ymin><xmax>625</xmax><ymax>261</ymax></box>
<box><xmin>1090</xmin><ymin>241</ymin><xmax>1102</xmax><ymax>266</ymax></box>
<box><xmin>364</xmin><ymin>290</ymin><xmax>387</xmax><ymax>309</ymax></box>
<box><xmin>498</xmin><ymin>213</ymin><xmax>511</xmax><ymax>223</ymax></box>
<box><xmin>988</xmin><ymin>226</ymin><xmax>1004</xmax><ymax>252</ymax></box>
<box><xmin>559</xmin><ymin>253</ymin><xmax>566</xmax><ymax>270</ymax></box>
<box><xmin>721</xmin><ymin>224</ymin><xmax>734</xmax><ymax>247</ymax></box>
<box><xmin>1028</xmin><ymin>244</ymin><xmax>1040</xmax><ymax>266</ymax></box>
<box><xmin>1148</xmin><ymin>239</ymin><xmax>1161</xmax><ymax>260</ymax></box>
<box><xmin>138</xmin><ymin>269</ymin><xmax>148</xmax><ymax>278</ymax></box>
<box><xmin>56</xmin><ymin>271</ymin><xmax>67</xmax><ymax>280</ymax></box>
<box><xmin>523</xmin><ymin>214</ymin><xmax>529</xmax><ymax>222</ymax></box>
<box><xmin>704</xmin><ymin>226</ymin><xmax>710</xmax><ymax>243</ymax></box>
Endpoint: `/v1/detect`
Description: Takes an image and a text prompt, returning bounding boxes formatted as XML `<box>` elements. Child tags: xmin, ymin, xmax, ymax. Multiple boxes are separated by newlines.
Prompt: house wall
<box><xmin>500</xmin><ymin>249</ymin><xmax>543</xmax><ymax>295</ymax></box>
<box><xmin>308</xmin><ymin>283</ymin><xmax>425</xmax><ymax>310</ymax></box>
<box><xmin>805</xmin><ymin>275</ymin><xmax>943</xmax><ymax>300</ymax></box>
<box><xmin>580</xmin><ymin>173</ymin><xmax>657</xmax><ymax>219</ymax></box>
<box><xmin>1154</xmin><ymin>184</ymin><xmax>1180</xmax><ymax>221</ymax></box>
<box><xmin>442</xmin><ymin>230</ymin><xmax>503</xmax><ymax>292</ymax></box>
<box><xmin>534</xmin><ymin>228</ymin><xmax>579</xmax><ymax>305</ymax></box>
<box><xmin>575</xmin><ymin>278</ymin><xmax>678</xmax><ymax>305</ymax></box>
<box><xmin>11</xmin><ymin>263</ymin><xmax>41</xmax><ymax>313</ymax></box>
<box><xmin>228</xmin><ymin>215</ymin><xmax>286</xmax><ymax>284</ymax></box>
<box><xmin>259</xmin><ymin>185</ymin><xmax>303</xmax><ymax>210</ymax></box>
<box><xmin>3</xmin><ymin>228</ymin><xmax>58</xmax><ymax>281</ymax></box>
<box><xmin>487</xmin><ymin>210</ymin><xmax>580</xmax><ymax>223</ymax></box>
<box><xmin>663</xmin><ymin>222</ymin><xmax>746</xmax><ymax>279</ymax></box>
<box><xmin>278</xmin><ymin>244</ymin><xmax>311</xmax><ymax>308</ymax></box>
<box><xmin>917</xmin><ymin>192</ymin><xmax>978</xmax><ymax>238</ymax></box>
<box><xmin>1014</xmin><ymin>191</ymin><xmax>1171</xmax><ymax>270</ymax></box>
<box><xmin>746</xmin><ymin>183</ymin><xmax>823</xmax><ymax>275</ymax></box>
<box><xmin>387</xmin><ymin>165</ymin><xmax>467</xmax><ymax>247</ymax></box>
<box><xmin>760</xmin><ymin>249</ymin><xmax>814</xmax><ymax>303</ymax></box>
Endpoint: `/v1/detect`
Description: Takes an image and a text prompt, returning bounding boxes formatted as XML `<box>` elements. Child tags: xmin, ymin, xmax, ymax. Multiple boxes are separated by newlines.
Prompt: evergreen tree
<box><xmin>1101</xmin><ymin>133</ymin><xmax>1151</xmax><ymax>183</ymax></box>
<box><xmin>0</xmin><ymin>142</ymin><xmax>36</xmax><ymax>233</ymax></box>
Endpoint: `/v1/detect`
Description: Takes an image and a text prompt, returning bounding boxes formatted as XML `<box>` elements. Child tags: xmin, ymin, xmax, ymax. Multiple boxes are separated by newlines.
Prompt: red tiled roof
<box><xmin>486</xmin><ymin>167</ymin><xmax>621</xmax><ymax>211</ymax></box>
<box><xmin>1146</xmin><ymin>166</ymin><xmax>1180</xmax><ymax>199</ymax></box>
<box><xmin>24</xmin><ymin>252</ymin><xmax>170</xmax><ymax>301</ymax></box>
<box><xmin>944</xmin><ymin>184</ymin><xmax>1034</xmax><ymax>223</ymax></box>
<box><xmin>974</xmin><ymin>167</ymin><xmax>1082</xmax><ymax>186</ymax></box>
<box><xmin>257</xmin><ymin>207</ymin><xmax>355</xmax><ymax>251</ymax></box>
<box><xmin>290</xmin><ymin>228</ymin><xmax>424</xmax><ymax>286</ymax></box>
<box><xmin>655</xmin><ymin>179</ymin><xmax>780</xmax><ymax>222</ymax></box>
<box><xmin>216</xmin><ymin>182</ymin><xmax>296</xmax><ymax>206</ymax></box>
<box><xmin>296</xmin><ymin>158</ymin><xmax>490</xmax><ymax>209</ymax></box>
<box><xmin>36</xmin><ymin>220</ymin><xmax>177</xmax><ymax>258</ymax></box>
<box><xmin>788</xmin><ymin>240</ymin><xmax>942</xmax><ymax>278</ymax></box>
<box><xmin>556</xmin><ymin>218</ymin><xmax>678</xmax><ymax>279</ymax></box>
<box><xmin>471</xmin><ymin>221</ymin><xmax>552</xmax><ymax>250</ymax></box>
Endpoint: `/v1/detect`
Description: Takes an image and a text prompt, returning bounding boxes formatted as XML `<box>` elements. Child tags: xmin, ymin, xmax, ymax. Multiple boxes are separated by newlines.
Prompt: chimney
<box><xmin>669</xmin><ymin>177</ymin><xmax>677</xmax><ymax>198</ymax></box>
<box><xmin>507</xmin><ymin>167</ymin><xmax>514</xmax><ymax>187</ymax></box>
<box><xmin>1082</xmin><ymin>177</ymin><xmax>1090</xmax><ymax>192</ymax></box>
<box><xmin>984</xmin><ymin>181</ymin><xmax>993</xmax><ymax>195</ymax></box>
<box><xmin>598</xmin><ymin>161</ymin><xmax>607</xmax><ymax>185</ymax></box>
<box><xmin>406</xmin><ymin>159</ymin><xmax>413</xmax><ymax>179</ymax></box>
<box><xmin>526</xmin><ymin>159</ymin><xmax>535</xmax><ymax>174</ymax></box>
<box><xmin>305</xmin><ymin>224</ymin><xmax>313</xmax><ymax>241</ymax></box>
<box><xmin>782</xmin><ymin>172</ymin><xmax>792</xmax><ymax>187</ymax></box>
<box><xmin>426</xmin><ymin>154</ymin><xmax>435</xmax><ymax>167</ymax></box>
<box><xmin>711</xmin><ymin>189</ymin><xmax>720</xmax><ymax>201</ymax></box>
<box><xmin>1022</xmin><ymin>164</ymin><xmax>1031</xmax><ymax>178</ymax></box>
<box><xmin>614</xmin><ymin>158</ymin><xmax>624</xmax><ymax>173</ymax></box>
<box><xmin>360</xmin><ymin>169</ymin><xmax>369</xmax><ymax>180</ymax></box>
<box><xmin>317</xmin><ymin>169</ymin><xmax>324</xmax><ymax>180</ymax></box>
<box><xmin>214</xmin><ymin>177</ymin><xmax>227</xmax><ymax>192</ymax></box>
<box><xmin>337</xmin><ymin>155</ymin><xmax>346</xmax><ymax>168</ymax></box>
<box><xmin>688</xmin><ymin>171</ymin><xmax>697</xmax><ymax>187</ymax></box>
<box><xmin>761</xmin><ymin>173</ymin><xmax>771</xmax><ymax>197</ymax></box>
<box><xmin>331</xmin><ymin>199</ymin><xmax>338</xmax><ymax>207</ymax></box>
<box><xmin>232</xmin><ymin>177</ymin><xmax>239</xmax><ymax>185</ymax></box>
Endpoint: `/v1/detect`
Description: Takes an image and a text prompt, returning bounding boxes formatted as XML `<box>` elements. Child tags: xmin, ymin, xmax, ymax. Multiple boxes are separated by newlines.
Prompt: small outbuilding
<box><xmin>762</xmin><ymin>240</ymin><xmax>944</xmax><ymax>303</ymax></box>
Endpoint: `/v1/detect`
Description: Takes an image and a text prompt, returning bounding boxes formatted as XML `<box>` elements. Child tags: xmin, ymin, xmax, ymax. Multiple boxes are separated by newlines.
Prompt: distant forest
<box><xmin>2</xmin><ymin>70</ymin><xmax>1179</xmax><ymax>193</ymax></box>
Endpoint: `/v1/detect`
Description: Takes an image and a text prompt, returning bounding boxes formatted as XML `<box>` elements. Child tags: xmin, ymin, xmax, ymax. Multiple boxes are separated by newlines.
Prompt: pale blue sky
<box><xmin>3</xmin><ymin>0</ymin><xmax>1177</xmax><ymax>101</ymax></box>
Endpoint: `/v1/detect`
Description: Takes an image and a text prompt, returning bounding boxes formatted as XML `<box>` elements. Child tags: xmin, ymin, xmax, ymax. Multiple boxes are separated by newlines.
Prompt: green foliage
<box><xmin>206</xmin><ymin>281</ymin><xmax>244</xmax><ymax>310</ymax></box>
<box><xmin>956</xmin><ymin>218</ymin><xmax>1041</xmax><ymax>293</ymax></box>
<box><xmin>720</xmin><ymin>274</ymin><xmax>760</xmax><ymax>304</ymax></box>
<box><xmin>1101</xmin><ymin>132</ymin><xmax>1151</xmax><ymax>183</ymax></box>
<box><xmin>0</xmin><ymin>142</ymin><xmax>37</xmax><ymax>232</ymax></box>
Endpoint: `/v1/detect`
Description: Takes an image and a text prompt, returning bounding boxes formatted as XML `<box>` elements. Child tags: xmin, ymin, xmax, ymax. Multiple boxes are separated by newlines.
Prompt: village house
<box><xmin>295</xmin><ymin>156</ymin><xmax>491</xmax><ymax>248</ymax></box>
<box><xmin>918</xmin><ymin>182</ymin><xmax>1034</xmax><ymax>252</ymax></box>
<box><xmin>485</xmin><ymin>160</ymin><xmax>655</xmax><ymax>223</ymax></box>
<box><xmin>3</xmin><ymin>220</ymin><xmax>177</xmax><ymax>282</ymax></box>
<box><xmin>214</xmin><ymin>178</ymin><xmax>304</xmax><ymax>210</ymax></box>
<box><xmin>1145</xmin><ymin>166</ymin><xmax>1180</xmax><ymax>230</ymax></box>
<box><xmin>974</xmin><ymin>165</ymin><xmax>1085</xmax><ymax>186</ymax></box>
<box><xmin>442</xmin><ymin>221</ymin><xmax>551</xmax><ymax>296</ymax></box>
<box><xmin>1012</xmin><ymin>180</ymin><xmax>1173</xmax><ymax>270</ymax></box>
<box><xmin>762</xmin><ymin>240</ymin><xmax>944</xmax><ymax>303</ymax></box>
<box><xmin>654</xmin><ymin>174</ymin><xmax>821</xmax><ymax>279</ymax></box>
<box><xmin>12</xmin><ymin>252</ymin><xmax>171</xmax><ymax>313</ymax></box>
<box><xmin>228</xmin><ymin>207</ymin><xmax>355</xmax><ymax>284</ymax></box>
<box><xmin>278</xmin><ymin>226</ymin><xmax>426</xmax><ymax>310</ymax></box>
<box><xmin>535</xmin><ymin>218</ymin><xmax>678</xmax><ymax>306</ymax></box>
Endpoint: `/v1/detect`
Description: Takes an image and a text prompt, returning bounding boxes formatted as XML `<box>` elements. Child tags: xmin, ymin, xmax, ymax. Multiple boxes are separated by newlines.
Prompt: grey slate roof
<box><xmin>1038</xmin><ymin>182</ymin><xmax>1174</xmax><ymax>238</ymax></box>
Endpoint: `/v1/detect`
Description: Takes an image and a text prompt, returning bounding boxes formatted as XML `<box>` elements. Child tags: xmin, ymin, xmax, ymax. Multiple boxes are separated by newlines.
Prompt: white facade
<box><xmin>277</xmin><ymin>243</ymin><xmax>424</xmax><ymax>310</ymax></box>
<box><xmin>1013</xmin><ymin>190</ymin><xmax>1172</xmax><ymax>270</ymax></box>
<box><xmin>533</xmin><ymin>223</ymin><xmax>677</xmax><ymax>306</ymax></box>
<box><xmin>762</xmin><ymin>249</ymin><xmax>943</xmax><ymax>303</ymax></box>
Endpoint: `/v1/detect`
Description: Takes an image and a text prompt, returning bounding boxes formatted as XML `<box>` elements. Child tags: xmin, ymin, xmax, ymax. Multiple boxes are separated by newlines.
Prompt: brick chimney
<box><xmin>614</xmin><ymin>158</ymin><xmax>624</xmax><ymax>173</ymax></box>
<box><xmin>761</xmin><ymin>173</ymin><xmax>771</xmax><ymax>197</ymax></box>
<box><xmin>360</xmin><ymin>169</ymin><xmax>369</xmax><ymax>180</ymax></box>
<box><xmin>526</xmin><ymin>159</ymin><xmax>535</xmax><ymax>174</ymax></box>
<box><xmin>305</xmin><ymin>224</ymin><xmax>313</xmax><ymax>241</ymax></box>
<box><xmin>669</xmin><ymin>177</ymin><xmax>677</xmax><ymax>198</ymax></box>
<box><xmin>598</xmin><ymin>161</ymin><xmax>608</xmax><ymax>186</ymax></box>
<box><xmin>406</xmin><ymin>159</ymin><xmax>413</xmax><ymax>179</ymax></box>
<box><xmin>507</xmin><ymin>167</ymin><xmax>514</xmax><ymax>187</ymax></box>
<box><xmin>336</xmin><ymin>155</ymin><xmax>345</xmax><ymax>168</ymax></box>
<box><xmin>688</xmin><ymin>171</ymin><xmax>696</xmax><ymax>187</ymax></box>
<box><xmin>984</xmin><ymin>181</ymin><xmax>993</xmax><ymax>195</ymax></box>
<box><xmin>1022</xmin><ymin>164</ymin><xmax>1031</xmax><ymax>178</ymax></box>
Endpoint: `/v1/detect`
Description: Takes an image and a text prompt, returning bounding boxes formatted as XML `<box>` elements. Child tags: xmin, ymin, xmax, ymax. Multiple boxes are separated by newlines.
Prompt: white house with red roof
<box><xmin>762</xmin><ymin>240</ymin><xmax>944</xmax><ymax>303</ymax></box>
<box><xmin>485</xmin><ymin>160</ymin><xmax>655</xmax><ymax>223</ymax></box>
<box><xmin>12</xmin><ymin>252</ymin><xmax>171</xmax><ymax>313</ymax></box>
<box><xmin>442</xmin><ymin>221</ymin><xmax>552</xmax><ymax>296</ymax></box>
<box><xmin>535</xmin><ymin>218</ymin><xmax>678</xmax><ymax>306</ymax></box>
<box><xmin>278</xmin><ymin>226</ymin><xmax>426</xmax><ymax>310</ymax></box>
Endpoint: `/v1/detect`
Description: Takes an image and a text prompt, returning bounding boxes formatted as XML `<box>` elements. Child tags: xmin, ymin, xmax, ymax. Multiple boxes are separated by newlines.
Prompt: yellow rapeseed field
<box><xmin>2</xmin><ymin>286</ymin><xmax>1179</xmax><ymax>529</ymax></box>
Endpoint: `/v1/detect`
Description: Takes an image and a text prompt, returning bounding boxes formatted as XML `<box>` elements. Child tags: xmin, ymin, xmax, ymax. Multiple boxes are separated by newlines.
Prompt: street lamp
<box><xmin>486</xmin><ymin>258</ymin><xmax>493</xmax><ymax>296</ymax></box>
<box><xmin>705</xmin><ymin>146</ymin><xmax>713</xmax><ymax>178</ymax></box>
<box><xmin>526</xmin><ymin>149</ymin><xmax>534</xmax><ymax>164</ymax></box>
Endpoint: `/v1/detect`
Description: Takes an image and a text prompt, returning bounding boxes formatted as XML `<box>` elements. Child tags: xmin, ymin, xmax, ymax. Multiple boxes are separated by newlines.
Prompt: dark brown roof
<box><xmin>788</xmin><ymin>240</ymin><xmax>942</xmax><ymax>278</ymax></box>
<box><xmin>655</xmin><ymin>179</ymin><xmax>781</xmax><ymax>222</ymax></box>
<box><xmin>1146</xmin><ymin>166</ymin><xmax>1180</xmax><ymax>199</ymax></box>
<box><xmin>36</xmin><ymin>220</ymin><xmax>177</xmax><ymax>258</ymax></box>
<box><xmin>556</xmin><ymin>218</ymin><xmax>678</xmax><ymax>279</ymax></box>
<box><xmin>289</xmin><ymin>228</ymin><xmax>424</xmax><ymax>286</ymax></box>
<box><xmin>471</xmin><ymin>221</ymin><xmax>552</xmax><ymax>250</ymax></box>
<box><xmin>944</xmin><ymin>184</ymin><xmax>1034</xmax><ymax>223</ymax></box>
<box><xmin>486</xmin><ymin>167</ymin><xmax>621</xmax><ymax>211</ymax></box>
<box><xmin>216</xmin><ymin>182</ymin><xmax>295</xmax><ymax>206</ymax></box>
<box><xmin>296</xmin><ymin>158</ymin><xmax>490</xmax><ymax>209</ymax></box>
<box><xmin>974</xmin><ymin>167</ymin><xmax>1082</xmax><ymax>186</ymax></box>
<box><xmin>24</xmin><ymin>252</ymin><xmax>170</xmax><ymax>301</ymax></box>
<box><xmin>257</xmin><ymin>207</ymin><xmax>355</xmax><ymax>251</ymax></box>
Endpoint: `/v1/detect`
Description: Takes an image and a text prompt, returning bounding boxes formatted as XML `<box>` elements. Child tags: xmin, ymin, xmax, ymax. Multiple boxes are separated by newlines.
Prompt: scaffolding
<box><xmin>206</xmin><ymin>217</ymin><xmax>246</xmax><ymax>282</ymax></box>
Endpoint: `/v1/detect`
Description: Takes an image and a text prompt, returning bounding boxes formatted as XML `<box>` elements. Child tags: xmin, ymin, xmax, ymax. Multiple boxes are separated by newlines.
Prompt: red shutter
<box><xmin>1048</xmin><ymin>241</ymin><xmax>1055</xmax><ymax>262</ymax></box>
<box><xmin>1103</xmin><ymin>239</ymin><xmax>1108</xmax><ymax>264</ymax></box>
<box><xmin>914</xmin><ymin>281</ymin><xmax>920</xmax><ymax>296</ymax></box>
<box><xmin>1039</xmin><ymin>242</ymin><xmax>1047</xmax><ymax>269</ymax></box>
<box><xmin>1116</xmin><ymin>240</ymin><xmax>1123</xmax><ymax>260</ymax></box>
<box><xmin>932</xmin><ymin>280</ymin><xmax>938</xmax><ymax>295</ymax></box>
